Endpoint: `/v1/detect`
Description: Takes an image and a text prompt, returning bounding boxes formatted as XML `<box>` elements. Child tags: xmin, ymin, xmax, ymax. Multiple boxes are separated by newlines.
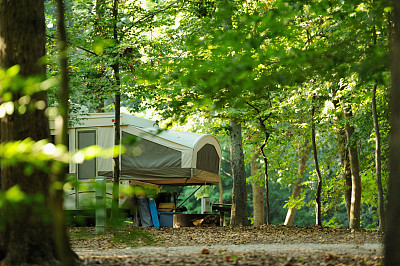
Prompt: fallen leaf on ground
<box><xmin>201</xmin><ymin>248</ymin><xmax>210</xmax><ymax>254</ymax></box>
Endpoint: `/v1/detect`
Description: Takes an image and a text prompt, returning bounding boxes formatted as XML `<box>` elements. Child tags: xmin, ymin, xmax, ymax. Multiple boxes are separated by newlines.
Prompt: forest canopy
<box><xmin>2</xmin><ymin>0</ymin><xmax>393</xmax><ymax>230</ymax></box>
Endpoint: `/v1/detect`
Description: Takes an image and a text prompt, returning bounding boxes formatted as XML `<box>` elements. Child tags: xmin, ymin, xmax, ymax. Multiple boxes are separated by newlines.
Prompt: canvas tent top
<box><xmin>50</xmin><ymin>113</ymin><xmax>221</xmax><ymax>186</ymax></box>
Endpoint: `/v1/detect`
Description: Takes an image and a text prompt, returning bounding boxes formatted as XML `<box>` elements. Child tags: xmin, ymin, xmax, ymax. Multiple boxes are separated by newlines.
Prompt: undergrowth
<box><xmin>112</xmin><ymin>227</ymin><xmax>155</xmax><ymax>247</ymax></box>
<box><xmin>68</xmin><ymin>225</ymin><xmax>156</xmax><ymax>248</ymax></box>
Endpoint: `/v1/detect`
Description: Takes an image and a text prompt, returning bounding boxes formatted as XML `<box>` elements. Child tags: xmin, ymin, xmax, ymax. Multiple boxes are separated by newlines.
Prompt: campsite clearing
<box><xmin>71</xmin><ymin>225</ymin><xmax>383</xmax><ymax>265</ymax></box>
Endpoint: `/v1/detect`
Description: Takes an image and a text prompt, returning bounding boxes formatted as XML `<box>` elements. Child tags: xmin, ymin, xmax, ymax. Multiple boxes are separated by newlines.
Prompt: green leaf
<box><xmin>384</xmin><ymin>7</ymin><xmax>393</xmax><ymax>13</ymax></box>
<box><xmin>5</xmin><ymin>185</ymin><xmax>25</xmax><ymax>202</ymax></box>
<box><xmin>6</xmin><ymin>65</ymin><xmax>20</xmax><ymax>77</ymax></box>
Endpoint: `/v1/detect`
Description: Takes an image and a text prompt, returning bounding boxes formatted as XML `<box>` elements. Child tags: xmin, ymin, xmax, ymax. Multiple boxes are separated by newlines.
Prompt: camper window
<box><xmin>77</xmin><ymin>129</ymin><xmax>97</xmax><ymax>180</ymax></box>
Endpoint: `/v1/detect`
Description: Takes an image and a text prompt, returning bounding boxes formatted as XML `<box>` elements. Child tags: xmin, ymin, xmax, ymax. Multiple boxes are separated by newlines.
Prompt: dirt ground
<box><xmin>71</xmin><ymin>225</ymin><xmax>384</xmax><ymax>265</ymax></box>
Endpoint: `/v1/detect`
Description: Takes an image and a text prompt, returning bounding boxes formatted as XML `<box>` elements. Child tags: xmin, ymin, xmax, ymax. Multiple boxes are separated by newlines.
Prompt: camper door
<box><xmin>76</xmin><ymin>128</ymin><xmax>98</xmax><ymax>208</ymax></box>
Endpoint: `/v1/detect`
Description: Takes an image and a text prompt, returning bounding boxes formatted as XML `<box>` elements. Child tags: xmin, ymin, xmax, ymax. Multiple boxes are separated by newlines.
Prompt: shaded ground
<box><xmin>71</xmin><ymin>225</ymin><xmax>384</xmax><ymax>265</ymax></box>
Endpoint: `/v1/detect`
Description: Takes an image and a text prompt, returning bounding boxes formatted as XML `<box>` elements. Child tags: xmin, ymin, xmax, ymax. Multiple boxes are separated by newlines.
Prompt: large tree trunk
<box><xmin>385</xmin><ymin>0</ymin><xmax>400</xmax><ymax>263</ymax></box>
<box><xmin>345</xmin><ymin>110</ymin><xmax>362</xmax><ymax>229</ymax></box>
<box><xmin>371</xmin><ymin>84</ymin><xmax>385</xmax><ymax>232</ymax></box>
<box><xmin>229</xmin><ymin>119</ymin><xmax>249</xmax><ymax>226</ymax></box>
<box><xmin>284</xmin><ymin>138</ymin><xmax>311</xmax><ymax>226</ymax></box>
<box><xmin>0</xmin><ymin>1</ymin><xmax>60</xmax><ymax>264</ymax></box>
<box><xmin>251</xmin><ymin>152</ymin><xmax>264</xmax><ymax>226</ymax></box>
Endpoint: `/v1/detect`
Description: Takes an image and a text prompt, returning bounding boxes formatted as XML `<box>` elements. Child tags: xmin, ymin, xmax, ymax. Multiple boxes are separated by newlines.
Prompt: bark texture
<box><xmin>251</xmin><ymin>152</ymin><xmax>264</xmax><ymax>226</ymax></box>
<box><xmin>385</xmin><ymin>0</ymin><xmax>400</xmax><ymax>263</ymax></box>
<box><xmin>229</xmin><ymin>119</ymin><xmax>249</xmax><ymax>226</ymax></box>
<box><xmin>50</xmin><ymin>0</ymin><xmax>79</xmax><ymax>264</ymax></box>
<box><xmin>371</xmin><ymin>84</ymin><xmax>385</xmax><ymax>232</ymax></box>
<box><xmin>333</xmin><ymin>100</ymin><xmax>352</xmax><ymax>221</ymax></box>
<box><xmin>93</xmin><ymin>0</ymin><xmax>106</xmax><ymax>113</ymax></box>
<box><xmin>259</xmin><ymin>124</ymin><xmax>271</xmax><ymax>225</ymax></box>
<box><xmin>111</xmin><ymin>0</ymin><xmax>121</xmax><ymax>224</ymax></box>
<box><xmin>245</xmin><ymin>102</ymin><xmax>271</xmax><ymax>225</ymax></box>
<box><xmin>0</xmin><ymin>0</ymin><xmax>59</xmax><ymax>264</ymax></box>
<box><xmin>345</xmin><ymin>110</ymin><xmax>362</xmax><ymax>229</ymax></box>
<box><xmin>338</xmin><ymin>129</ymin><xmax>352</xmax><ymax>221</ymax></box>
<box><xmin>284</xmin><ymin>138</ymin><xmax>311</xmax><ymax>226</ymax></box>
<box><xmin>312</xmin><ymin>97</ymin><xmax>323</xmax><ymax>227</ymax></box>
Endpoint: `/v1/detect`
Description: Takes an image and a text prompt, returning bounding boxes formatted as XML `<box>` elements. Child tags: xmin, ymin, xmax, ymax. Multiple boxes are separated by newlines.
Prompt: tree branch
<box><xmin>124</xmin><ymin>0</ymin><xmax>182</xmax><ymax>34</ymax></box>
<box><xmin>246</xmin><ymin>101</ymin><xmax>261</xmax><ymax>113</ymax></box>
<box><xmin>46</xmin><ymin>34</ymin><xmax>98</xmax><ymax>56</ymax></box>
<box><xmin>246</xmin><ymin>101</ymin><xmax>271</xmax><ymax>123</ymax></box>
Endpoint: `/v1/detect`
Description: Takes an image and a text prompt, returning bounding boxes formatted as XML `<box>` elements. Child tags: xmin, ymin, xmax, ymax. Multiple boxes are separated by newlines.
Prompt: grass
<box><xmin>68</xmin><ymin>225</ymin><xmax>157</xmax><ymax>248</ymax></box>
<box><xmin>69</xmin><ymin>226</ymin><xmax>95</xmax><ymax>240</ymax></box>
<box><xmin>113</xmin><ymin>227</ymin><xmax>156</xmax><ymax>247</ymax></box>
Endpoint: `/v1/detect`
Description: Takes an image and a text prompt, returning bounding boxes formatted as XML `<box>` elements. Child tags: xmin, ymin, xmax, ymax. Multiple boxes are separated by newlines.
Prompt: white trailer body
<box><xmin>49</xmin><ymin>113</ymin><xmax>222</xmax><ymax>210</ymax></box>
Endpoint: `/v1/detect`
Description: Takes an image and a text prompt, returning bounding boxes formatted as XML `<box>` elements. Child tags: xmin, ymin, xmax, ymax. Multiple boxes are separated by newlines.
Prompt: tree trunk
<box><xmin>95</xmin><ymin>0</ymin><xmax>106</xmax><ymax>33</ymax></box>
<box><xmin>284</xmin><ymin>138</ymin><xmax>311</xmax><ymax>226</ymax></box>
<box><xmin>385</xmin><ymin>0</ymin><xmax>400</xmax><ymax>263</ymax></box>
<box><xmin>0</xmin><ymin>1</ymin><xmax>59</xmax><ymax>264</ymax></box>
<box><xmin>48</xmin><ymin>0</ymin><xmax>78</xmax><ymax>264</ymax></box>
<box><xmin>93</xmin><ymin>0</ymin><xmax>106</xmax><ymax>113</ymax></box>
<box><xmin>251</xmin><ymin>152</ymin><xmax>264</xmax><ymax>226</ymax></box>
<box><xmin>339</xmin><ymin>129</ymin><xmax>352</xmax><ymax>221</ymax></box>
<box><xmin>111</xmin><ymin>0</ymin><xmax>121</xmax><ymax>224</ymax></box>
<box><xmin>245</xmin><ymin>102</ymin><xmax>271</xmax><ymax>225</ymax></box>
<box><xmin>229</xmin><ymin>119</ymin><xmax>249</xmax><ymax>226</ymax></box>
<box><xmin>219</xmin><ymin>180</ymin><xmax>223</xmax><ymax>204</ymax></box>
<box><xmin>345</xmin><ymin>110</ymin><xmax>362</xmax><ymax>229</ymax></box>
<box><xmin>259</xmin><ymin>125</ymin><xmax>271</xmax><ymax>225</ymax></box>
<box><xmin>371</xmin><ymin>84</ymin><xmax>385</xmax><ymax>232</ymax></box>
<box><xmin>333</xmin><ymin>100</ymin><xmax>352</xmax><ymax>221</ymax></box>
<box><xmin>312</xmin><ymin>96</ymin><xmax>323</xmax><ymax>226</ymax></box>
<box><xmin>370</xmin><ymin>11</ymin><xmax>385</xmax><ymax>234</ymax></box>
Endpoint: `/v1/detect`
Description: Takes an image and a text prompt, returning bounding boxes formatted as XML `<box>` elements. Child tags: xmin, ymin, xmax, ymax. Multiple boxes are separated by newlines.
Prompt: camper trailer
<box><xmin>49</xmin><ymin>112</ymin><xmax>222</xmax><ymax>211</ymax></box>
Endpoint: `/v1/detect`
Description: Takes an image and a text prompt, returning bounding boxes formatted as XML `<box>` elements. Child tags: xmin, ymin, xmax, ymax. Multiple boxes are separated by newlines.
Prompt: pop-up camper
<box><xmin>49</xmin><ymin>112</ymin><xmax>221</xmax><ymax>211</ymax></box>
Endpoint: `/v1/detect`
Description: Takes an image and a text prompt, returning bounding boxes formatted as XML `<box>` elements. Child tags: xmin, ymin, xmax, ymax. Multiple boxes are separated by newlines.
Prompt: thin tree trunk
<box><xmin>333</xmin><ymin>100</ymin><xmax>352</xmax><ymax>221</ymax></box>
<box><xmin>111</xmin><ymin>0</ymin><xmax>121</xmax><ymax>224</ymax></box>
<box><xmin>49</xmin><ymin>0</ymin><xmax>78</xmax><ymax>264</ymax></box>
<box><xmin>259</xmin><ymin>124</ymin><xmax>271</xmax><ymax>225</ymax></box>
<box><xmin>252</xmin><ymin>183</ymin><xmax>264</xmax><ymax>226</ymax></box>
<box><xmin>251</xmin><ymin>151</ymin><xmax>264</xmax><ymax>226</ymax></box>
<box><xmin>370</xmin><ymin>9</ymin><xmax>385</xmax><ymax>233</ymax></box>
<box><xmin>245</xmin><ymin>102</ymin><xmax>271</xmax><ymax>225</ymax></box>
<box><xmin>345</xmin><ymin>110</ymin><xmax>362</xmax><ymax>229</ymax></box>
<box><xmin>93</xmin><ymin>0</ymin><xmax>106</xmax><ymax>112</ymax></box>
<box><xmin>385</xmin><ymin>0</ymin><xmax>400</xmax><ymax>262</ymax></box>
<box><xmin>95</xmin><ymin>0</ymin><xmax>106</xmax><ymax>33</ymax></box>
<box><xmin>312</xmin><ymin>96</ymin><xmax>323</xmax><ymax>226</ymax></box>
<box><xmin>284</xmin><ymin>138</ymin><xmax>311</xmax><ymax>226</ymax></box>
<box><xmin>340</xmin><ymin>132</ymin><xmax>352</xmax><ymax>220</ymax></box>
<box><xmin>219</xmin><ymin>180</ymin><xmax>223</xmax><ymax>204</ymax></box>
<box><xmin>372</xmin><ymin>84</ymin><xmax>385</xmax><ymax>232</ymax></box>
<box><xmin>229</xmin><ymin>119</ymin><xmax>249</xmax><ymax>226</ymax></box>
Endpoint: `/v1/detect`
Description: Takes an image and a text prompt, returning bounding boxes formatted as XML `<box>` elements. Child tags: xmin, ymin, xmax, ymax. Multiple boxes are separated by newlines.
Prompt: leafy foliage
<box><xmin>2</xmin><ymin>0</ymin><xmax>386</xmax><ymax>229</ymax></box>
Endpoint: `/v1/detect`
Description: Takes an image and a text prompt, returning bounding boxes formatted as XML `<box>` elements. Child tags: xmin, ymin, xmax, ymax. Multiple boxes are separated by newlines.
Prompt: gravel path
<box><xmin>75</xmin><ymin>242</ymin><xmax>383</xmax><ymax>256</ymax></box>
<box><xmin>71</xmin><ymin>226</ymin><xmax>384</xmax><ymax>265</ymax></box>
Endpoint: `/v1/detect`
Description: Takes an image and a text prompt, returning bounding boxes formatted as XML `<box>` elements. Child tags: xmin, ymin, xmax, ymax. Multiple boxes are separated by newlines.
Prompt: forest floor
<box><xmin>70</xmin><ymin>225</ymin><xmax>384</xmax><ymax>265</ymax></box>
